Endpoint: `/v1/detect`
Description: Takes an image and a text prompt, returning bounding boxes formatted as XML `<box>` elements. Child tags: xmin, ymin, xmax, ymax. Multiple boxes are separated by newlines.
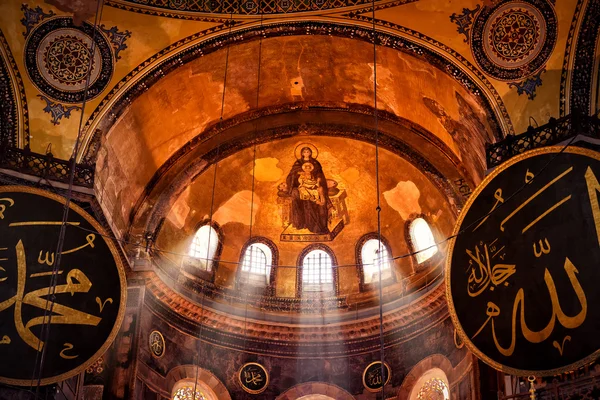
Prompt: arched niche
<box><xmin>408</xmin><ymin>368</ymin><xmax>450</xmax><ymax>400</ymax></box>
<box><xmin>165</xmin><ymin>365</ymin><xmax>231</xmax><ymax>400</ymax></box>
<box><xmin>276</xmin><ymin>382</ymin><xmax>355</xmax><ymax>400</ymax></box>
<box><xmin>397</xmin><ymin>354</ymin><xmax>454</xmax><ymax>399</ymax></box>
<box><xmin>171</xmin><ymin>379</ymin><xmax>218</xmax><ymax>400</ymax></box>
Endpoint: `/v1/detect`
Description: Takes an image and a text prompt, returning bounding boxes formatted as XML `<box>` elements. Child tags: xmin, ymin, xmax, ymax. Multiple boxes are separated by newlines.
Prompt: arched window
<box><xmin>239</xmin><ymin>241</ymin><xmax>273</xmax><ymax>286</ymax></box>
<box><xmin>409</xmin><ymin>218</ymin><xmax>438</xmax><ymax>264</ymax></box>
<box><xmin>360</xmin><ymin>238</ymin><xmax>393</xmax><ymax>284</ymax></box>
<box><xmin>188</xmin><ymin>223</ymin><xmax>219</xmax><ymax>272</ymax></box>
<box><xmin>301</xmin><ymin>248</ymin><xmax>335</xmax><ymax>293</ymax></box>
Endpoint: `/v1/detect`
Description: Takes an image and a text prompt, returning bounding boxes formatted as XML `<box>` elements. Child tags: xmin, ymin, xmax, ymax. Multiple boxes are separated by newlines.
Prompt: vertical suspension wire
<box><xmin>31</xmin><ymin>1</ymin><xmax>105</xmax><ymax>396</ymax></box>
<box><xmin>242</xmin><ymin>0</ymin><xmax>264</xmax><ymax>361</ymax></box>
<box><xmin>192</xmin><ymin>8</ymin><xmax>235</xmax><ymax>398</ymax></box>
<box><xmin>371</xmin><ymin>0</ymin><xmax>387</xmax><ymax>397</ymax></box>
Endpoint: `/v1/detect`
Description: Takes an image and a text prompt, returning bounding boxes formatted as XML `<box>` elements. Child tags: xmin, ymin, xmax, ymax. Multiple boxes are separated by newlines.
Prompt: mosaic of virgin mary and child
<box><xmin>277</xmin><ymin>144</ymin><xmax>347</xmax><ymax>240</ymax></box>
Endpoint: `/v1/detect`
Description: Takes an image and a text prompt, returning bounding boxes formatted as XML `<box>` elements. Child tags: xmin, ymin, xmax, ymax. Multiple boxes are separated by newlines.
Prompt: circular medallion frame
<box><xmin>362</xmin><ymin>361</ymin><xmax>391</xmax><ymax>393</ymax></box>
<box><xmin>238</xmin><ymin>362</ymin><xmax>269</xmax><ymax>394</ymax></box>
<box><xmin>446</xmin><ymin>146</ymin><xmax>600</xmax><ymax>376</ymax></box>
<box><xmin>149</xmin><ymin>330</ymin><xmax>165</xmax><ymax>358</ymax></box>
<box><xmin>24</xmin><ymin>17</ymin><xmax>114</xmax><ymax>103</ymax></box>
<box><xmin>0</xmin><ymin>186</ymin><xmax>127</xmax><ymax>386</ymax></box>
<box><xmin>471</xmin><ymin>0</ymin><xmax>557</xmax><ymax>81</ymax></box>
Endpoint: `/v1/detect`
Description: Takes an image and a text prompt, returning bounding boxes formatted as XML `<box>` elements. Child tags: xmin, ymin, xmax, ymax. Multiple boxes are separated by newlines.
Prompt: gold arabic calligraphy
<box><xmin>467</xmin><ymin>243</ymin><xmax>515</xmax><ymax>297</ymax></box>
<box><xmin>0</xmin><ymin>240</ymin><xmax>102</xmax><ymax>351</ymax></box>
<box><xmin>244</xmin><ymin>369</ymin><xmax>264</xmax><ymax>386</ymax></box>
<box><xmin>472</xmin><ymin>258</ymin><xmax>586</xmax><ymax>357</ymax></box>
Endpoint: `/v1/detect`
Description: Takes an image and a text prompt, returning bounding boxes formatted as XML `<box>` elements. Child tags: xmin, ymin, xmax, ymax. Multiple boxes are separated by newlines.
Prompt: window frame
<box><xmin>182</xmin><ymin>219</ymin><xmax>224</xmax><ymax>281</ymax></box>
<box><xmin>296</xmin><ymin>244</ymin><xmax>338</xmax><ymax>297</ymax></box>
<box><xmin>356</xmin><ymin>233</ymin><xmax>396</xmax><ymax>292</ymax></box>
<box><xmin>405</xmin><ymin>215</ymin><xmax>441</xmax><ymax>270</ymax></box>
<box><xmin>237</xmin><ymin>237</ymin><xmax>278</xmax><ymax>292</ymax></box>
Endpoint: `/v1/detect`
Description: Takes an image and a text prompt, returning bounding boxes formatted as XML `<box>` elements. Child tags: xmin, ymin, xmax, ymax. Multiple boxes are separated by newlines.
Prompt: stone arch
<box><xmin>80</xmin><ymin>20</ymin><xmax>508</xmax><ymax>166</ymax></box>
<box><xmin>276</xmin><ymin>382</ymin><xmax>355</xmax><ymax>400</ymax></box>
<box><xmin>396</xmin><ymin>354</ymin><xmax>453</xmax><ymax>400</ymax></box>
<box><xmin>165</xmin><ymin>365</ymin><xmax>231</xmax><ymax>400</ymax></box>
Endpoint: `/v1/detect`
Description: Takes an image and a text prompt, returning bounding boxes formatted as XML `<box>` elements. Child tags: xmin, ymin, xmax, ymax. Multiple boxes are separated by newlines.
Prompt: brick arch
<box><xmin>276</xmin><ymin>382</ymin><xmax>355</xmax><ymax>400</ymax></box>
<box><xmin>165</xmin><ymin>365</ymin><xmax>231</xmax><ymax>400</ymax></box>
<box><xmin>396</xmin><ymin>354</ymin><xmax>453</xmax><ymax>400</ymax></box>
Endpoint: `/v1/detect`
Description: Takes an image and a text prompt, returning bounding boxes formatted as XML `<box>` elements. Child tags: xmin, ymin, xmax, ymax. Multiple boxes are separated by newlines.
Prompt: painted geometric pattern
<box><xmin>117</xmin><ymin>0</ymin><xmax>373</xmax><ymax>14</ymax></box>
<box><xmin>0</xmin><ymin>51</ymin><xmax>18</xmax><ymax>146</ymax></box>
<box><xmin>0</xmin><ymin>29</ymin><xmax>28</xmax><ymax>147</ymax></box>
<box><xmin>24</xmin><ymin>17</ymin><xmax>114</xmax><ymax>103</ymax></box>
<box><xmin>471</xmin><ymin>0</ymin><xmax>557</xmax><ymax>81</ymax></box>
<box><xmin>488</xmin><ymin>7</ymin><xmax>541</xmax><ymax>63</ymax></box>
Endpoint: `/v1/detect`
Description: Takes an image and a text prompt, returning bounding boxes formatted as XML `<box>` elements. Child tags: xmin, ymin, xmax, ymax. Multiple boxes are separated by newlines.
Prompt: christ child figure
<box><xmin>297</xmin><ymin>162</ymin><xmax>325</xmax><ymax>205</ymax></box>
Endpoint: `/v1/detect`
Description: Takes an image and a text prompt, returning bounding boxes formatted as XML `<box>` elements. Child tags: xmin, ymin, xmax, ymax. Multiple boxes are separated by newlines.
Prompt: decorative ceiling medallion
<box><xmin>362</xmin><ymin>361</ymin><xmax>391</xmax><ymax>392</ymax></box>
<box><xmin>471</xmin><ymin>0</ymin><xmax>557</xmax><ymax>81</ymax></box>
<box><xmin>238</xmin><ymin>362</ymin><xmax>269</xmax><ymax>394</ymax></box>
<box><xmin>24</xmin><ymin>17</ymin><xmax>113</xmax><ymax>103</ymax></box>
<box><xmin>149</xmin><ymin>330</ymin><xmax>165</xmax><ymax>358</ymax></box>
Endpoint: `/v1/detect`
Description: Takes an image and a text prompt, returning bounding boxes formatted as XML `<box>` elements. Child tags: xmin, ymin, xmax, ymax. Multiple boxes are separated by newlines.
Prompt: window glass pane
<box><xmin>302</xmin><ymin>249</ymin><xmax>333</xmax><ymax>292</ymax></box>
<box><xmin>410</xmin><ymin>218</ymin><xmax>438</xmax><ymax>264</ymax></box>
<box><xmin>361</xmin><ymin>239</ymin><xmax>392</xmax><ymax>284</ymax></box>
<box><xmin>188</xmin><ymin>225</ymin><xmax>219</xmax><ymax>271</ymax></box>
<box><xmin>240</xmin><ymin>243</ymin><xmax>272</xmax><ymax>285</ymax></box>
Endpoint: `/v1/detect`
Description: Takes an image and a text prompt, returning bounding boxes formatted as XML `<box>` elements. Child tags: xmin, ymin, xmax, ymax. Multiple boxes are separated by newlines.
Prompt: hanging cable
<box><xmin>31</xmin><ymin>0</ymin><xmax>105</xmax><ymax>395</ymax></box>
<box><xmin>242</xmin><ymin>0</ymin><xmax>265</xmax><ymax>363</ymax></box>
<box><xmin>370</xmin><ymin>0</ymin><xmax>388</xmax><ymax>397</ymax></box>
<box><xmin>191</xmin><ymin>8</ymin><xmax>235</xmax><ymax>398</ymax></box>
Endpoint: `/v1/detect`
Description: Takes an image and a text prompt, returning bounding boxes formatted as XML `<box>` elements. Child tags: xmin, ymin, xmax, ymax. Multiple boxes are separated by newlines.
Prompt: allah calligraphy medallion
<box><xmin>24</xmin><ymin>17</ymin><xmax>113</xmax><ymax>103</ymax></box>
<box><xmin>149</xmin><ymin>330</ymin><xmax>165</xmax><ymax>358</ymax></box>
<box><xmin>446</xmin><ymin>146</ymin><xmax>600</xmax><ymax>376</ymax></box>
<box><xmin>362</xmin><ymin>361</ymin><xmax>391</xmax><ymax>392</ymax></box>
<box><xmin>0</xmin><ymin>186</ymin><xmax>126</xmax><ymax>385</ymax></box>
<box><xmin>238</xmin><ymin>362</ymin><xmax>269</xmax><ymax>394</ymax></box>
<box><xmin>471</xmin><ymin>0</ymin><xmax>556</xmax><ymax>80</ymax></box>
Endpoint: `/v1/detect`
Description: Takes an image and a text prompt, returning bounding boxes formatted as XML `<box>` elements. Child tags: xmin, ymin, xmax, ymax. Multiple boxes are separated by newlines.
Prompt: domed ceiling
<box><xmin>0</xmin><ymin>0</ymin><xmax>596</xmax><ymax>326</ymax></box>
<box><xmin>1</xmin><ymin>0</ymin><xmax>598</xmax><ymax>398</ymax></box>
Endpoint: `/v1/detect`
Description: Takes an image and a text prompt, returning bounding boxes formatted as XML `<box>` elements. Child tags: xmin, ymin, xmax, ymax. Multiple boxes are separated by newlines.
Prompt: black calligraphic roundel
<box><xmin>362</xmin><ymin>361</ymin><xmax>391</xmax><ymax>392</ymax></box>
<box><xmin>446</xmin><ymin>147</ymin><xmax>600</xmax><ymax>376</ymax></box>
<box><xmin>0</xmin><ymin>186</ymin><xmax>126</xmax><ymax>385</ymax></box>
<box><xmin>238</xmin><ymin>362</ymin><xmax>269</xmax><ymax>394</ymax></box>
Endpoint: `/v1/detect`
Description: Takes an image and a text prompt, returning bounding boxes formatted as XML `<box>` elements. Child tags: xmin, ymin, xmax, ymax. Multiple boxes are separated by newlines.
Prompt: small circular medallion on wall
<box><xmin>471</xmin><ymin>0</ymin><xmax>557</xmax><ymax>81</ymax></box>
<box><xmin>362</xmin><ymin>361</ymin><xmax>391</xmax><ymax>393</ymax></box>
<box><xmin>24</xmin><ymin>17</ymin><xmax>114</xmax><ymax>103</ymax></box>
<box><xmin>149</xmin><ymin>330</ymin><xmax>165</xmax><ymax>358</ymax></box>
<box><xmin>238</xmin><ymin>362</ymin><xmax>269</xmax><ymax>394</ymax></box>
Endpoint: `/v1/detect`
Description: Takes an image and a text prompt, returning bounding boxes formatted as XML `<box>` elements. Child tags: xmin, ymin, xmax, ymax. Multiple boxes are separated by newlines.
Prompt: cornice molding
<box><xmin>144</xmin><ymin>273</ymin><xmax>449</xmax><ymax>357</ymax></box>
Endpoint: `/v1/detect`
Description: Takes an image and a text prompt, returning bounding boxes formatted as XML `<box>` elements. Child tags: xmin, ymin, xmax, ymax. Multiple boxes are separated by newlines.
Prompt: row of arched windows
<box><xmin>186</xmin><ymin>218</ymin><xmax>438</xmax><ymax>293</ymax></box>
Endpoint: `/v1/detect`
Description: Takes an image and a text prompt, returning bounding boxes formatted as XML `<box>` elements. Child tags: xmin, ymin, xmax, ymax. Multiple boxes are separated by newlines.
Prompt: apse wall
<box><xmin>94</xmin><ymin>34</ymin><xmax>497</xmax><ymax>241</ymax></box>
